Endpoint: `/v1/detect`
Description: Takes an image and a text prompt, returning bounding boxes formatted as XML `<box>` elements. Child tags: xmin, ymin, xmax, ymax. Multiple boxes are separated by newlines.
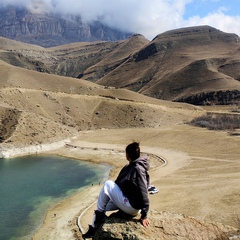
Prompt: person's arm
<box><xmin>136</xmin><ymin>167</ymin><xmax>150</xmax><ymax>225</ymax></box>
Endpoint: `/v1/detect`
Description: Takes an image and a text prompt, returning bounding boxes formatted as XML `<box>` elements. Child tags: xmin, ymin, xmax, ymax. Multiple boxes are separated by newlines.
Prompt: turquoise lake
<box><xmin>0</xmin><ymin>155</ymin><xmax>110</xmax><ymax>240</ymax></box>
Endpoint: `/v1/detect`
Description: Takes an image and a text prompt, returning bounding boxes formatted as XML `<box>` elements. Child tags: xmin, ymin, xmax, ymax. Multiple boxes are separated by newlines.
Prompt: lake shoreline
<box><xmin>32</xmin><ymin>139</ymin><xmax>186</xmax><ymax>240</ymax></box>
<box><xmin>0</xmin><ymin>138</ymin><xmax>72</xmax><ymax>159</ymax></box>
<box><xmin>0</xmin><ymin>151</ymin><xmax>110</xmax><ymax>240</ymax></box>
<box><xmin>3</xmin><ymin>124</ymin><xmax>239</xmax><ymax>239</ymax></box>
<box><xmin>0</xmin><ymin>138</ymin><xmax>192</xmax><ymax>240</ymax></box>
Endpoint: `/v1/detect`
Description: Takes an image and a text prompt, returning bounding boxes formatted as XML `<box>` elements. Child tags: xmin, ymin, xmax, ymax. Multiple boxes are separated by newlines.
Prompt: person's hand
<box><xmin>141</xmin><ymin>218</ymin><xmax>150</xmax><ymax>227</ymax></box>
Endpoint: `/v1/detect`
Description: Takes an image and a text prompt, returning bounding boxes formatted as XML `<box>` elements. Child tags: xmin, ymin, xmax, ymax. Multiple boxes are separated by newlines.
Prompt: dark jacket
<box><xmin>115</xmin><ymin>156</ymin><xmax>150</xmax><ymax>219</ymax></box>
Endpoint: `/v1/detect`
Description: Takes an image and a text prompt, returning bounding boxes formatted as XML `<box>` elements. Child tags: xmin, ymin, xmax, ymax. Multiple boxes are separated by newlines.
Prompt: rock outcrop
<box><xmin>0</xmin><ymin>6</ymin><xmax>132</xmax><ymax>47</ymax></box>
<box><xmin>92</xmin><ymin>211</ymin><xmax>239</xmax><ymax>240</ymax></box>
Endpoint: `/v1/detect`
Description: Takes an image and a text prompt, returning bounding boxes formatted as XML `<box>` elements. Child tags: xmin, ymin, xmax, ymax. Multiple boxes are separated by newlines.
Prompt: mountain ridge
<box><xmin>0</xmin><ymin>5</ymin><xmax>132</xmax><ymax>47</ymax></box>
<box><xmin>0</xmin><ymin>25</ymin><xmax>239</xmax><ymax>105</ymax></box>
<box><xmin>96</xmin><ymin>25</ymin><xmax>240</xmax><ymax>105</ymax></box>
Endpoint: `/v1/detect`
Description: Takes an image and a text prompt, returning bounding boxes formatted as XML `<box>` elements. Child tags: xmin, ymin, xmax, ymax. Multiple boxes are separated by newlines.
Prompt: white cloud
<box><xmin>186</xmin><ymin>12</ymin><xmax>240</xmax><ymax>36</ymax></box>
<box><xmin>0</xmin><ymin>0</ymin><xmax>239</xmax><ymax>39</ymax></box>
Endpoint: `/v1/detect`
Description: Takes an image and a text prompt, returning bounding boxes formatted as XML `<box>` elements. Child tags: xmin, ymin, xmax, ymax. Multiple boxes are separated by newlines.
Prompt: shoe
<box><xmin>82</xmin><ymin>211</ymin><xmax>106</xmax><ymax>239</ymax></box>
<box><xmin>94</xmin><ymin>210</ymin><xmax>107</xmax><ymax>228</ymax></box>
<box><xmin>148</xmin><ymin>185</ymin><xmax>155</xmax><ymax>191</ymax></box>
<box><xmin>148</xmin><ymin>185</ymin><xmax>159</xmax><ymax>194</ymax></box>
<box><xmin>149</xmin><ymin>188</ymin><xmax>159</xmax><ymax>194</ymax></box>
<box><xmin>82</xmin><ymin>225</ymin><xmax>97</xmax><ymax>239</ymax></box>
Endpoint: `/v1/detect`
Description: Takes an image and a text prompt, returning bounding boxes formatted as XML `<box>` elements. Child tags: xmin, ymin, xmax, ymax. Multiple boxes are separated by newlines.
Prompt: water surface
<box><xmin>0</xmin><ymin>155</ymin><xmax>110</xmax><ymax>240</ymax></box>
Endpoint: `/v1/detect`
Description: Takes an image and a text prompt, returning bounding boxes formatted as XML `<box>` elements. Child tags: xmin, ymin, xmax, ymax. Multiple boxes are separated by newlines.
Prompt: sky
<box><xmin>0</xmin><ymin>0</ymin><xmax>240</xmax><ymax>40</ymax></box>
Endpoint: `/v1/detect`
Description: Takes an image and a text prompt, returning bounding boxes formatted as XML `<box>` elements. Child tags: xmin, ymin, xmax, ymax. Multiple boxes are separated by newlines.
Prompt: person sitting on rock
<box><xmin>82</xmin><ymin>142</ymin><xmax>150</xmax><ymax>239</ymax></box>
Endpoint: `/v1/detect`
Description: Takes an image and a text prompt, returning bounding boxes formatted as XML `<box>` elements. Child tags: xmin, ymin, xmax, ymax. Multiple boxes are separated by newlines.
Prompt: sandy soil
<box><xmin>32</xmin><ymin>124</ymin><xmax>240</xmax><ymax>240</ymax></box>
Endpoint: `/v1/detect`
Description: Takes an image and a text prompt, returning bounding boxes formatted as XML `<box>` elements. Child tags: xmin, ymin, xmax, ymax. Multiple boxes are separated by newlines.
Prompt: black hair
<box><xmin>126</xmin><ymin>142</ymin><xmax>140</xmax><ymax>161</ymax></box>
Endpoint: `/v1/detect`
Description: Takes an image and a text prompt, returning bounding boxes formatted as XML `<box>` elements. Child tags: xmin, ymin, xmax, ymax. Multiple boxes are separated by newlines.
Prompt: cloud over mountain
<box><xmin>0</xmin><ymin>0</ymin><xmax>239</xmax><ymax>40</ymax></box>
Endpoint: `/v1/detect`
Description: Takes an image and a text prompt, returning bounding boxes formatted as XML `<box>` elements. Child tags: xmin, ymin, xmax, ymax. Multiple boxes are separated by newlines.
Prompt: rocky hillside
<box><xmin>0</xmin><ymin>58</ymin><xmax>201</xmax><ymax>148</ymax></box>
<box><xmin>87</xmin><ymin>211</ymin><xmax>239</xmax><ymax>240</ymax></box>
<box><xmin>0</xmin><ymin>33</ymin><xmax>149</xmax><ymax>78</ymax></box>
<box><xmin>96</xmin><ymin>26</ymin><xmax>240</xmax><ymax>105</ymax></box>
<box><xmin>0</xmin><ymin>6</ymin><xmax>132</xmax><ymax>47</ymax></box>
<box><xmin>0</xmin><ymin>25</ymin><xmax>239</xmax><ymax>105</ymax></box>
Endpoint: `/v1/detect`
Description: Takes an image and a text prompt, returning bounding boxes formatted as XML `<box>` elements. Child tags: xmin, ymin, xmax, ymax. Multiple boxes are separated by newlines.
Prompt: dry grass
<box><xmin>189</xmin><ymin>112</ymin><xmax>240</xmax><ymax>133</ymax></box>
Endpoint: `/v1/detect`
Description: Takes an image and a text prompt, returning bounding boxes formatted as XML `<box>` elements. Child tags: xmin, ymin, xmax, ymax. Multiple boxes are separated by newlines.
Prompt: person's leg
<box><xmin>104</xmin><ymin>200</ymin><xmax>119</xmax><ymax>211</ymax></box>
<box><xmin>97</xmin><ymin>180</ymin><xmax>139</xmax><ymax>216</ymax></box>
<box><xmin>82</xmin><ymin>180</ymin><xmax>139</xmax><ymax>239</ymax></box>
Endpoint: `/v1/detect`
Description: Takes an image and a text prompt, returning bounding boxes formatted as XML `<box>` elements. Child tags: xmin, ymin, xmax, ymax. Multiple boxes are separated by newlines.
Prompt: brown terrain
<box><xmin>0</xmin><ymin>25</ymin><xmax>240</xmax><ymax>239</ymax></box>
<box><xmin>97</xmin><ymin>26</ymin><xmax>240</xmax><ymax>104</ymax></box>
<box><xmin>1</xmin><ymin>26</ymin><xmax>239</xmax><ymax>106</ymax></box>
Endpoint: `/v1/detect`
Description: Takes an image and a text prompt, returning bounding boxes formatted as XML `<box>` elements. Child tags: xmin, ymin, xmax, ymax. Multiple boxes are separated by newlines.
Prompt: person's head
<box><xmin>125</xmin><ymin>142</ymin><xmax>140</xmax><ymax>162</ymax></box>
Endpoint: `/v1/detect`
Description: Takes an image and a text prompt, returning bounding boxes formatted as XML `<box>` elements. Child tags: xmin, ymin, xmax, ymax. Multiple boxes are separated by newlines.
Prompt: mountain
<box><xmin>0</xmin><ymin>25</ymin><xmax>239</xmax><ymax>105</ymax></box>
<box><xmin>95</xmin><ymin>26</ymin><xmax>240</xmax><ymax>105</ymax></box>
<box><xmin>0</xmin><ymin>5</ymin><xmax>132</xmax><ymax>47</ymax></box>
<box><xmin>0</xmin><ymin>33</ymin><xmax>149</xmax><ymax>77</ymax></box>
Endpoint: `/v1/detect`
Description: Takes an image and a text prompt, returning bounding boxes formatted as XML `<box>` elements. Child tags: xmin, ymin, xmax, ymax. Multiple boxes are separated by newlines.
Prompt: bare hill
<box><xmin>0</xmin><ymin>59</ymin><xmax>201</xmax><ymax>147</ymax></box>
<box><xmin>0</xmin><ymin>34</ymin><xmax>149</xmax><ymax>77</ymax></box>
<box><xmin>0</xmin><ymin>25</ymin><xmax>239</xmax><ymax>105</ymax></box>
<box><xmin>97</xmin><ymin>26</ymin><xmax>240</xmax><ymax>105</ymax></box>
<box><xmin>0</xmin><ymin>37</ymin><xmax>44</xmax><ymax>51</ymax></box>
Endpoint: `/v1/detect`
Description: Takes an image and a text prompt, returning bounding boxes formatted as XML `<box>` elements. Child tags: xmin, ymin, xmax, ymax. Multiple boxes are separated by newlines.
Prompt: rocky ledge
<box><xmin>80</xmin><ymin>210</ymin><xmax>240</xmax><ymax>240</ymax></box>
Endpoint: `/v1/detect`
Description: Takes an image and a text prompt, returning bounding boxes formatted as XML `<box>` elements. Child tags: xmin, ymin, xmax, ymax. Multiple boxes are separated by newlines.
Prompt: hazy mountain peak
<box><xmin>28</xmin><ymin>0</ymin><xmax>49</xmax><ymax>14</ymax></box>
<box><xmin>0</xmin><ymin>5</ymin><xmax>132</xmax><ymax>47</ymax></box>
